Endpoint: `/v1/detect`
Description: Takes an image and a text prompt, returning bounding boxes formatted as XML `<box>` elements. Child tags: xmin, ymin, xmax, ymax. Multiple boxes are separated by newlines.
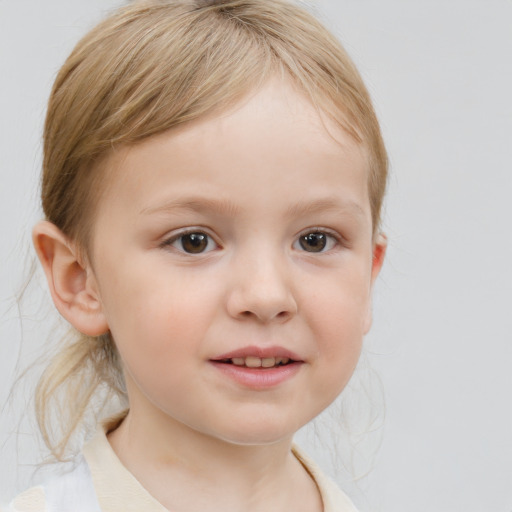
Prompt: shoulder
<box><xmin>292</xmin><ymin>445</ymin><xmax>359</xmax><ymax>512</ymax></box>
<box><xmin>3</xmin><ymin>486</ymin><xmax>46</xmax><ymax>512</ymax></box>
<box><xmin>3</xmin><ymin>456</ymin><xmax>100</xmax><ymax>512</ymax></box>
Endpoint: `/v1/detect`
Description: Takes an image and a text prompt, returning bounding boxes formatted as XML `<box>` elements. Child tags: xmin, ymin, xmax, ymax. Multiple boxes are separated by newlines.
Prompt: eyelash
<box><xmin>160</xmin><ymin>228</ymin><xmax>344</xmax><ymax>255</ymax></box>
<box><xmin>160</xmin><ymin>228</ymin><xmax>219</xmax><ymax>254</ymax></box>
<box><xmin>293</xmin><ymin>228</ymin><xmax>343</xmax><ymax>254</ymax></box>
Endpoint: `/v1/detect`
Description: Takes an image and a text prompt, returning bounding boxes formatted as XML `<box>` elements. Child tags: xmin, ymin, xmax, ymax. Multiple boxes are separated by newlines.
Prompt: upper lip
<box><xmin>211</xmin><ymin>345</ymin><xmax>303</xmax><ymax>362</ymax></box>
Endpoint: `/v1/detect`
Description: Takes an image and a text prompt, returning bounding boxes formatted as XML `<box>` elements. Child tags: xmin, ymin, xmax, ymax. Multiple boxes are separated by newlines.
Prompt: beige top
<box><xmin>5</xmin><ymin>427</ymin><xmax>358</xmax><ymax>512</ymax></box>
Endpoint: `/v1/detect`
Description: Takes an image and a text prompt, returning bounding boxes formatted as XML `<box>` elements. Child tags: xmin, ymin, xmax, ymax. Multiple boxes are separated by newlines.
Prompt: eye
<box><xmin>294</xmin><ymin>231</ymin><xmax>338</xmax><ymax>253</ymax></box>
<box><xmin>165</xmin><ymin>231</ymin><xmax>217</xmax><ymax>254</ymax></box>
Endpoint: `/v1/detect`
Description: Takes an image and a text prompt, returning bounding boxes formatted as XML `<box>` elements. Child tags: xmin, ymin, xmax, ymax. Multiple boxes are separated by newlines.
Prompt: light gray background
<box><xmin>1</xmin><ymin>1</ymin><xmax>511</xmax><ymax>511</ymax></box>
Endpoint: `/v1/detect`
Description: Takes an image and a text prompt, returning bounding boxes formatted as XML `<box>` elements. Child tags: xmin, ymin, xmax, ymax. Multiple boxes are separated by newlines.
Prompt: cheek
<box><xmin>107</xmin><ymin>276</ymin><xmax>227</xmax><ymax>391</ymax></box>
<box><xmin>302</xmin><ymin>269</ymin><xmax>371</xmax><ymax>370</ymax></box>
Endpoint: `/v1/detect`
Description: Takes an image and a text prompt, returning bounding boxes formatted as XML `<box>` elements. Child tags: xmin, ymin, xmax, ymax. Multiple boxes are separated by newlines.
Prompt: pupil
<box><xmin>182</xmin><ymin>233</ymin><xmax>207</xmax><ymax>253</ymax></box>
<box><xmin>300</xmin><ymin>233</ymin><xmax>326</xmax><ymax>252</ymax></box>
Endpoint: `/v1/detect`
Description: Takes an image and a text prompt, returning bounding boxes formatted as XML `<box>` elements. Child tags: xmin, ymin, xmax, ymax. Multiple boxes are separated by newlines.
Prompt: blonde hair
<box><xmin>37</xmin><ymin>0</ymin><xmax>388</xmax><ymax>459</ymax></box>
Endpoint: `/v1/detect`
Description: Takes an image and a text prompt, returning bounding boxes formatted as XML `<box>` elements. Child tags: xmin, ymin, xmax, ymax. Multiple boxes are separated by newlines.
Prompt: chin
<box><xmin>207</xmin><ymin>417</ymin><xmax>303</xmax><ymax>447</ymax></box>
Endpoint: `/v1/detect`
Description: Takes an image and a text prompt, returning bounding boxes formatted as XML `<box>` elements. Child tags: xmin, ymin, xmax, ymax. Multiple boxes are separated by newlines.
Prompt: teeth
<box><xmin>245</xmin><ymin>356</ymin><xmax>262</xmax><ymax>368</ymax></box>
<box><xmin>229</xmin><ymin>356</ymin><xmax>290</xmax><ymax>368</ymax></box>
<box><xmin>262</xmin><ymin>357</ymin><xmax>276</xmax><ymax>368</ymax></box>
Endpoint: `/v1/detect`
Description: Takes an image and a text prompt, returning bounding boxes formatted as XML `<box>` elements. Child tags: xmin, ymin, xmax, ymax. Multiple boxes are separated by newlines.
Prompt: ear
<box><xmin>32</xmin><ymin>220</ymin><xmax>109</xmax><ymax>336</ymax></box>
<box><xmin>363</xmin><ymin>233</ymin><xmax>387</xmax><ymax>334</ymax></box>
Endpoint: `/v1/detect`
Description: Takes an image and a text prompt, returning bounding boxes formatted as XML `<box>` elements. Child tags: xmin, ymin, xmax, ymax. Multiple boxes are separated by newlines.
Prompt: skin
<box><xmin>34</xmin><ymin>77</ymin><xmax>386</xmax><ymax>512</ymax></box>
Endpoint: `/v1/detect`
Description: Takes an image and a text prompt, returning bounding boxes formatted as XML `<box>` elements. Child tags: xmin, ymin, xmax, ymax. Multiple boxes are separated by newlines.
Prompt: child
<box><xmin>4</xmin><ymin>0</ymin><xmax>387</xmax><ymax>510</ymax></box>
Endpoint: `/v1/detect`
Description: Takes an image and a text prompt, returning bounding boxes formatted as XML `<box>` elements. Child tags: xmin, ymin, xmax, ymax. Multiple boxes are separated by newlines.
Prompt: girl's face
<box><xmin>88</xmin><ymin>78</ymin><xmax>385</xmax><ymax>445</ymax></box>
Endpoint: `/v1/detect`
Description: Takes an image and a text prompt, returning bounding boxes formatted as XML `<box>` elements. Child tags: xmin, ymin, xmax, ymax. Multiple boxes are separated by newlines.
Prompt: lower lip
<box><xmin>209</xmin><ymin>361</ymin><xmax>303</xmax><ymax>389</ymax></box>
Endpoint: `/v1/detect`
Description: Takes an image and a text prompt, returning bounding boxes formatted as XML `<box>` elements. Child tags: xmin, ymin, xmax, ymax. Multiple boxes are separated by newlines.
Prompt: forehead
<box><xmin>96</xmin><ymin>78</ymin><xmax>371</xmax><ymax>224</ymax></box>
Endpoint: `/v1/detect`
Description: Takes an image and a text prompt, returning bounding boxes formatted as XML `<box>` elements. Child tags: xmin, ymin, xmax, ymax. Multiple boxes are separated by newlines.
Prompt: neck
<box><xmin>107</xmin><ymin>407</ymin><xmax>321</xmax><ymax>512</ymax></box>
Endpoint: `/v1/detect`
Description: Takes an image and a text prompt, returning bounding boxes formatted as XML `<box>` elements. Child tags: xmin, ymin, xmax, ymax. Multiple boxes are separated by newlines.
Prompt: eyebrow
<box><xmin>139</xmin><ymin>195</ymin><xmax>366</xmax><ymax>219</ymax></box>
<box><xmin>139</xmin><ymin>197</ymin><xmax>241</xmax><ymax>217</ymax></box>
<box><xmin>284</xmin><ymin>196</ymin><xmax>367</xmax><ymax>219</ymax></box>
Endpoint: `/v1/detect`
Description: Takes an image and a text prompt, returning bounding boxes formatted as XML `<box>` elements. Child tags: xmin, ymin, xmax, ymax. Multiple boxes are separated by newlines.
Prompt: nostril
<box><xmin>227</xmin><ymin>288</ymin><xmax>298</xmax><ymax>323</ymax></box>
<box><xmin>237</xmin><ymin>309</ymin><xmax>291</xmax><ymax>322</ymax></box>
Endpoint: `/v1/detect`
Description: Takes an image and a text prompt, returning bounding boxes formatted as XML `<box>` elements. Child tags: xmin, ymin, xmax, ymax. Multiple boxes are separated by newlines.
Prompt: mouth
<box><xmin>211</xmin><ymin>346</ymin><xmax>303</xmax><ymax>368</ymax></box>
<box><xmin>209</xmin><ymin>346</ymin><xmax>303</xmax><ymax>387</ymax></box>
<box><xmin>215</xmin><ymin>356</ymin><xmax>293</xmax><ymax>369</ymax></box>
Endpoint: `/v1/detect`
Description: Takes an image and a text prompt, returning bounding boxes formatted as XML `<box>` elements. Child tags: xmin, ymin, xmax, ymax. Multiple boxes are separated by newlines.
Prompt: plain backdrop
<box><xmin>1</xmin><ymin>1</ymin><xmax>511</xmax><ymax>511</ymax></box>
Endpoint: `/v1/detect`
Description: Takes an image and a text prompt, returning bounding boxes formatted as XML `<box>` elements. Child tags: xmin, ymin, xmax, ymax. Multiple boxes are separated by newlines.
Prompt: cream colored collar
<box><xmin>83</xmin><ymin>424</ymin><xmax>358</xmax><ymax>512</ymax></box>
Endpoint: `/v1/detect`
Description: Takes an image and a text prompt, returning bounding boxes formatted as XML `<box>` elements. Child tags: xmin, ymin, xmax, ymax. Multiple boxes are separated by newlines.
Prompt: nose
<box><xmin>226</xmin><ymin>247</ymin><xmax>298</xmax><ymax>324</ymax></box>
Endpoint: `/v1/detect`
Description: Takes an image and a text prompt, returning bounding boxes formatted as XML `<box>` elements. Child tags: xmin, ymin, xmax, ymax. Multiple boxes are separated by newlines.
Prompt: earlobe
<box><xmin>363</xmin><ymin>233</ymin><xmax>387</xmax><ymax>334</ymax></box>
<box><xmin>32</xmin><ymin>220</ymin><xmax>109</xmax><ymax>337</ymax></box>
<box><xmin>371</xmin><ymin>233</ymin><xmax>387</xmax><ymax>283</ymax></box>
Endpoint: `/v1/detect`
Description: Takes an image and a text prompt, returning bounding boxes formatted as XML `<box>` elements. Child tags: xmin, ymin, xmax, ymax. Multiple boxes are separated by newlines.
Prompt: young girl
<box><xmin>4</xmin><ymin>0</ymin><xmax>387</xmax><ymax>510</ymax></box>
